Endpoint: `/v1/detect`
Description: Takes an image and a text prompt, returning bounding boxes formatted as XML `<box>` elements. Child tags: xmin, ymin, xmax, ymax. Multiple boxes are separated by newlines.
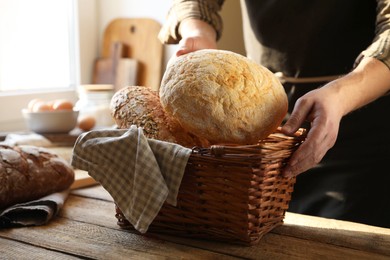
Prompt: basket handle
<box><xmin>209</xmin><ymin>145</ymin><xmax>226</xmax><ymax>156</ymax></box>
<box><xmin>209</xmin><ymin>145</ymin><xmax>262</xmax><ymax>156</ymax></box>
<box><xmin>191</xmin><ymin>128</ymin><xmax>307</xmax><ymax>156</ymax></box>
<box><xmin>191</xmin><ymin>146</ymin><xmax>228</xmax><ymax>156</ymax></box>
<box><xmin>191</xmin><ymin>145</ymin><xmax>233</xmax><ymax>156</ymax></box>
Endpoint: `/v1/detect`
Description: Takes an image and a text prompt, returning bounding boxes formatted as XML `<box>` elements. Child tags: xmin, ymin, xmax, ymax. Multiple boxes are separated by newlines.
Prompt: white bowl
<box><xmin>22</xmin><ymin>109</ymin><xmax>79</xmax><ymax>134</ymax></box>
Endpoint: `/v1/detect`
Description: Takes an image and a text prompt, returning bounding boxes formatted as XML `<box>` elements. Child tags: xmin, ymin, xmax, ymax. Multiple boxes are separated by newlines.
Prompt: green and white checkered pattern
<box><xmin>71</xmin><ymin>125</ymin><xmax>191</xmax><ymax>233</ymax></box>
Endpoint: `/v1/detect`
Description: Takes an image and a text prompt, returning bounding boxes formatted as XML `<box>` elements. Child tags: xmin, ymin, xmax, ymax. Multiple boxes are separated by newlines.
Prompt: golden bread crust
<box><xmin>160</xmin><ymin>49</ymin><xmax>288</xmax><ymax>144</ymax></box>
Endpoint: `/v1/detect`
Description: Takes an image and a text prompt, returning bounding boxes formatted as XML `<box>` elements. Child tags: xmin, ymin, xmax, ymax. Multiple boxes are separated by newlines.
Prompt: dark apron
<box><xmin>244</xmin><ymin>0</ymin><xmax>390</xmax><ymax>228</ymax></box>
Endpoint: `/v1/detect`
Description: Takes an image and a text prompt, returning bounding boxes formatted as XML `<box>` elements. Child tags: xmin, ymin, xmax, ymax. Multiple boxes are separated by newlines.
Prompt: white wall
<box><xmin>78</xmin><ymin>0</ymin><xmax>99</xmax><ymax>85</ymax></box>
<box><xmin>218</xmin><ymin>1</ymin><xmax>245</xmax><ymax>55</ymax></box>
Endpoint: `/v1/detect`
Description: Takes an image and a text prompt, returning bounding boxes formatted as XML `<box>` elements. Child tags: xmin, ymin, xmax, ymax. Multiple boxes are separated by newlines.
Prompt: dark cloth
<box><xmin>245</xmin><ymin>0</ymin><xmax>376</xmax><ymax>77</ymax></box>
<box><xmin>245</xmin><ymin>0</ymin><xmax>390</xmax><ymax>228</ymax></box>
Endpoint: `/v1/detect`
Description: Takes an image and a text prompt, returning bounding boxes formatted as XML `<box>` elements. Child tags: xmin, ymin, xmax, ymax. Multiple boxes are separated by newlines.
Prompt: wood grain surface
<box><xmin>1</xmin><ymin>185</ymin><xmax>389</xmax><ymax>259</ymax></box>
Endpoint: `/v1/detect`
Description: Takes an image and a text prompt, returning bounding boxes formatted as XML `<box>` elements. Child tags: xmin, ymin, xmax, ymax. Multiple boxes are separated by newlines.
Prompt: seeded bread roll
<box><xmin>0</xmin><ymin>145</ymin><xmax>75</xmax><ymax>209</ymax></box>
<box><xmin>160</xmin><ymin>49</ymin><xmax>288</xmax><ymax>144</ymax></box>
<box><xmin>110</xmin><ymin>86</ymin><xmax>209</xmax><ymax>147</ymax></box>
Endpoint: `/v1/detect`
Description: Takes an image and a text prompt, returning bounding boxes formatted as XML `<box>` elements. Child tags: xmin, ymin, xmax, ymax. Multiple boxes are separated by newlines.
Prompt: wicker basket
<box><xmin>115</xmin><ymin>128</ymin><xmax>306</xmax><ymax>245</ymax></box>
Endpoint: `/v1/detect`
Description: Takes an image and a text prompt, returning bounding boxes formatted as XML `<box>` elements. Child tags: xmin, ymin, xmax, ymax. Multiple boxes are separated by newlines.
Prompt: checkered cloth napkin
<box><xmin>71</xmin><ymin>125</ymin><xmax>192</xmax><ymax>233</ymax></box>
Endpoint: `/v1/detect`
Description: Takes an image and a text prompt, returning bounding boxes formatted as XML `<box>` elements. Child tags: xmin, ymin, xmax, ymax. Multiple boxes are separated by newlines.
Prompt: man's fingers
<box><xmin>176</xmin><ymin>47</ymin><xmax>190</xmax><ymax>56</ymax></box>
<box><xmin>283</xmin><ymin>118</ymin><xmax>337</xmax><ymax>177</ymax></box>
<box><xmin>175</xmin><ymin>38</ymin><xmax>195</xmax><ymax>56</ymax></box>
<box><xmin>283</xmin><ymin>133</ymin><xmax>327</xmax><ymax>177</ymax></box>
<box><xmin>282</xmin><ymin>98</ymin><xmax>313</xmax><ymax>135</ymax></box>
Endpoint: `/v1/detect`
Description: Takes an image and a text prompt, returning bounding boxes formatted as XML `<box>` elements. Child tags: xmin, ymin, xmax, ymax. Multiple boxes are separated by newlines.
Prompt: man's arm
<box><xmin>175</xmin><ymin>18</ymin><xmax>218</xmax><ymax>56</ymax></box>
<box><xmin>281</xmin><ymin>0</ymin><xmax>390</xmax><ymax>177</ymax></box>
<box><xmin>282</xmin><ymin>57</ymin><xmax>390</xmax><ymax>177</ymax></box>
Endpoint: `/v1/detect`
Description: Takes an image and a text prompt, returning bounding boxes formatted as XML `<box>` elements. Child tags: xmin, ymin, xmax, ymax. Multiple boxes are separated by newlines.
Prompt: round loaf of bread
<box><xmin>110</xmin><ymin>86</ymin><xmax>209</xmax><ymax>147</ymax></box>
<box><xmin>0</xmin><ymin>145</ymin><xmax>75</xmax><ymax>209</ymax></box>
<box><xmin>160</xmin><ymin>49</ymin><xmax>288</xmax><ymax>144</ymax></box>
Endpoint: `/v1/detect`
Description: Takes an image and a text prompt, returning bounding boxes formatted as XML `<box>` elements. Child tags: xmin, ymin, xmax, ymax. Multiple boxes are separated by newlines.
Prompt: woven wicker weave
<box><xmin>115</xmin><ymin>128</ymin><xmax>306</xmax><ymax>245</ymax></box>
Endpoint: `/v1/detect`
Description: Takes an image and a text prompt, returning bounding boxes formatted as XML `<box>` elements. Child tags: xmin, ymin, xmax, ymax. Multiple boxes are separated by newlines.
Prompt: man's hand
<box><xmin>281</xmin><ymin>57</ymin><xmax>390</xmax><ymax>177</ymax></box>
<box><xmin>281</xmin><ymin>84</ymin><xmax>344</xmax><ymax>177</ymax></box>
<box><xmin>175</xmin><ymin>19</ymin><xmax>218</xmax><ymax>56</ymax></box>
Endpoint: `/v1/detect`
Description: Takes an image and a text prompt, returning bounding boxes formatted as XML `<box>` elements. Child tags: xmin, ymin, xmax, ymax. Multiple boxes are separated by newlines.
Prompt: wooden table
<box><xmin>1</xmin><ymin>184</ymin><xmax>389</xmax><ymax>260</ymax></box>
<box><xmin>0</xmin><ymin>144</ymin><xmax>389</xmax><ymax>259</ymax></box>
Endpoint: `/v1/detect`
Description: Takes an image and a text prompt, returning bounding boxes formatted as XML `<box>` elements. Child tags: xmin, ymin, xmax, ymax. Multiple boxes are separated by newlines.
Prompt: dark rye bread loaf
<box><xmin>0</xmin><ymin>145</ymin><xmax>75</xmax><ymax>209</ymax></box>
<box><xmin>110</xmin><ymin>85</ymin><xmax>209</xmax><ymax>148</ymax></box>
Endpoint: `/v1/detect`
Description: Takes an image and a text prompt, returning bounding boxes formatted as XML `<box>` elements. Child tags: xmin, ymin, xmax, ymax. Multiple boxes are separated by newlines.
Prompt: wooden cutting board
<box><xmin>70</xmin><ymin>169</ymin><xmax>97</xmax><ymax>190</ymax></box>
<box><xmin>47</xmin><ymin>146</ymin><xmax>98</xmax><ymax>190</ymax></box>
<box><xmin>93</xmin><ymin>42</ymin><xmax>138</xmax><ymax>92</ymax></box>
<box><xmin>101</xmin><ymin>18</ymin><xmax>164</xmax><ymax>91</ymax></box>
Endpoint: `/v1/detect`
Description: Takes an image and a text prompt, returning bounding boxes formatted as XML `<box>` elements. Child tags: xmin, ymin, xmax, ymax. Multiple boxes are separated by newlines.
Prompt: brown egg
<box><xmin>52</xmin><ymin>99</ymin><xmax>74</xmax><ymax>111</ymax></box>
<box><xmin>27</xmin><ymin>99</ymin><xmax>43</xmax><ymax>112</ymax></box>
<box><xmin>32</xmin><ymin>101</ymin><xmax>53</xmax><ymax>112</ymax></box>
<box><xmin>77</xmin><ymin>115</ymin><xmax>96</xmax><ymax>131</ymax></box>
<box><xmin>46</xmin><ymin>100</ymin><xmax>55</xmax><ymax>110</ymax></box>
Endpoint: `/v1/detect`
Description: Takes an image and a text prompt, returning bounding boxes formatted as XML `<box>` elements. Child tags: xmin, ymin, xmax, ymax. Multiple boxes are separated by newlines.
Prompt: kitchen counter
<box><xmin>0</xmin><ymin>184</ymin><xmax>389</xmax><ymax>259</ymax></box>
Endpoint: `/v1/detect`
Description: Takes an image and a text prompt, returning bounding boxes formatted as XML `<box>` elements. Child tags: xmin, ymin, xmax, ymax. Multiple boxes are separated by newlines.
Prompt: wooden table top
<box><xmin>1</xmin><ymin>184</ymin><xmax>389</xmax><ymax>260</ymax></box>
<box><xmin>0</xmin><ymin>144</ymin><xmax>389</xmax><ymax>259</ymax></box>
